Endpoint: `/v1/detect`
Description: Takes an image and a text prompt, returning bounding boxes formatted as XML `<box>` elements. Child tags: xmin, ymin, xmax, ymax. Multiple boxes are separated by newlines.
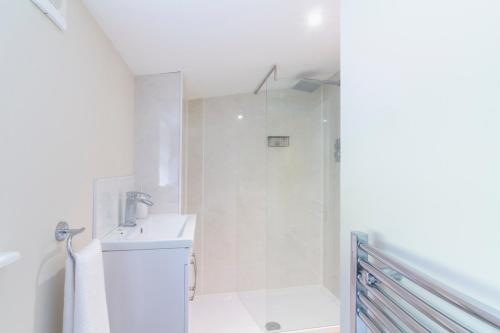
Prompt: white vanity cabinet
<box><xmin>100</xmin><ymin>214</ymin><xmax>196</xmax><ymax>333</ymax></box>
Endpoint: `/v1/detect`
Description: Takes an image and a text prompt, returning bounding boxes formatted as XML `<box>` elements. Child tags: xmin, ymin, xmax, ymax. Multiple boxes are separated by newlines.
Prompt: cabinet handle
<box><xmin>189</xmin><ymin>253</ymin><xmax>197</xmax><ymax>301</ymax></box>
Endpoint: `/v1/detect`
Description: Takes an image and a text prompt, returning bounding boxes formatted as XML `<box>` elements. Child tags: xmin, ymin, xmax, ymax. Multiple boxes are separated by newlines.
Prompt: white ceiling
<box><xmin>83</xmin><ymin>0</ymin><xmax>340</xmax><ymax>100</ymax></box>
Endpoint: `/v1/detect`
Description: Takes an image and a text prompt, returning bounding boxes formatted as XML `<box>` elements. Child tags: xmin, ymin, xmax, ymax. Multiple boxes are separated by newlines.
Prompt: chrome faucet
<box><xmin>123</xmin><ymin>191</ymin><xmax>154</xmax><ymax>227</ymax></box>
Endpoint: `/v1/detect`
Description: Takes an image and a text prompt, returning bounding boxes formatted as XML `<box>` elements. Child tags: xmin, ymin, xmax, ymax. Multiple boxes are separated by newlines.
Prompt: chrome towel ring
<box><xmin>55</xmin><ymin>221</ymin><xmax>85</xmax><ymax>261</ymax></box>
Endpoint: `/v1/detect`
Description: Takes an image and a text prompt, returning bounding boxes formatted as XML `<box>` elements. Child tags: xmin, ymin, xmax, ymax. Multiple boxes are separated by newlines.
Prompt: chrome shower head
<box><xmin>292</xmin><ymin>79</ymin><xmax>322</xmax><ymax>93</ymax></box>
<box><xmin>292</xmin><ymin>78</ymin><xmax>340</xmax><ymax>93</ymax></box>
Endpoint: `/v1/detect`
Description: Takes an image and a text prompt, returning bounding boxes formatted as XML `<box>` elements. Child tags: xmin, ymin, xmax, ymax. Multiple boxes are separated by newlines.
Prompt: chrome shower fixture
<box><xmin>292</xmin><ymin>78</ymin><xmax>341</xmax><ymax>93</ymax></box>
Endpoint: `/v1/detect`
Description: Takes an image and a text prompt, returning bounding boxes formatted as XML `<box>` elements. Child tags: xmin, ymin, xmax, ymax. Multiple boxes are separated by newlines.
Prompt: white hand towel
<box><xmin>63</xmin><ymin>255</ymin><xmax>74</xmax><ymax>333</ymax></box>
<box><xmin>63</xmin><ymin>240</ymin><xmax>111</xmax><ymax>333</ymax></box>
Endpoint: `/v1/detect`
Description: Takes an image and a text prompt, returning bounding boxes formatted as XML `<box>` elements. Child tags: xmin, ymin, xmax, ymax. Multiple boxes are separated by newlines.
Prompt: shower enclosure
<box><xmin>184</xmin><ymin>71</ymin><xmax>340</xmax><ymax>332</ymax></box>
<box><xmin>237</xmin><ymin>75</ymin><xmax>341</xmax><ymax>332</ymax></box>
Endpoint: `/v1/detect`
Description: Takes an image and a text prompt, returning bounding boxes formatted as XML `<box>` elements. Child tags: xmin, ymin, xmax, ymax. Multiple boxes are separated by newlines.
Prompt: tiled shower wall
<box><xmin>184</xmin><ymin>88</ymin><xmax>339</xmax><ymax>296</ymax></box>
<box><xmin>135</xmin><ymin>72</ymin><xmax>183</xmax><ymax>214</ymax></box>
<box><xmin>184</xmin><ymin>94</ymin><xmax>267</xmax><ymax>294</ymax></box>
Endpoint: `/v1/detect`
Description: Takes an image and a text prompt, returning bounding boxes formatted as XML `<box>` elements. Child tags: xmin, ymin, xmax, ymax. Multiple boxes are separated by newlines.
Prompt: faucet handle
<box><xmin>126</xmin><ymin>191</ymin><xmax>154</xmax><ymax>206</ymax></box>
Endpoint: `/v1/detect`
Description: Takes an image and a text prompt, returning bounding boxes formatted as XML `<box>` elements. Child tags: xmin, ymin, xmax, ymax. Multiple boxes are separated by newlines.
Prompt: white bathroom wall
<box><xmin>185</xmin><ymin>93</ymin><xmax>267</xmax><ymax>294</ymax></box>
<box><xmin>340</xmin><ymin>0</ymin><xmax>500</xmax><ymax>331</ymax></box>
<box><xmin>135</xmin><ymin>72</ymin><xmax>183</xmax><ymax>214</ymax></box>
<box><xmin>0</xmin><ymin>1</ymin><xmax>134</xmax><ymax>332</ymax></box>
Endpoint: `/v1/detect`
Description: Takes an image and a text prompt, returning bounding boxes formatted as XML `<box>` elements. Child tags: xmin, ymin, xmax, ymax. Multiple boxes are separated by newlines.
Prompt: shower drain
<box><xmin>265</xmin><ymin>321</ymin><xmax>281</xmax><ymax>331</ymax></box>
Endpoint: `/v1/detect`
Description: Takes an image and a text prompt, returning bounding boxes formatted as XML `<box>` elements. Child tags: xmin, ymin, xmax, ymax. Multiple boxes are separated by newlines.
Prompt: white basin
<box><xmin>101</xmin><ymin>214</ymin><xmax>196</xmax><ymax>251</ymax></box>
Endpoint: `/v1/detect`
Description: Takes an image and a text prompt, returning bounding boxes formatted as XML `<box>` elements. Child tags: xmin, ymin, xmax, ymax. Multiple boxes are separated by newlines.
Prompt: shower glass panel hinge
<box><xmin>335</xmin><ymin>138</ymin><xmax>341</xmax><ymax>162</ymax></box>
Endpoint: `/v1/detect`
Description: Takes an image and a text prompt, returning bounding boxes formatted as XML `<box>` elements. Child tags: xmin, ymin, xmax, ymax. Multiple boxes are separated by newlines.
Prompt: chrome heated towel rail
<box><xmin>351</xmin><ymin>232</ymin><xmax>500</xmax><ymax>333</ymax></box>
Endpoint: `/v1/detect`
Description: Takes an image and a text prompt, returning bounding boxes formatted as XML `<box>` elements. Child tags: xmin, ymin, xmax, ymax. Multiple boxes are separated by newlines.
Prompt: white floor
<box><xmin>189</xmin><ymin>285</ymin><xmax>340</xmax><ymax>333</ymax></box>
<box><xmin>189</xmin><ymin>293</ymin><xmax>262</xmax><ymax>333</ymax></box>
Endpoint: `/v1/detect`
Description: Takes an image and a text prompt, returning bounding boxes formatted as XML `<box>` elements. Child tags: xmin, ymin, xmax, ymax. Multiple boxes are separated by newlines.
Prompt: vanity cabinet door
<box><xmin>103</xmin><ymin>248</ymin><xmax>189</xmax><ymax>333</ymax></box>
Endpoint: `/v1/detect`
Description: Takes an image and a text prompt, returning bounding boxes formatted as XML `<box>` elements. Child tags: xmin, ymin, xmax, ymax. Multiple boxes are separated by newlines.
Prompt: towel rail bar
<box><xmin>358</xmin><ymin>276</ymin><xmax>430</xmax><ymax>333</ymax></box>
<box><xmin>359</xmin><ymin>260</ymin><xmax>471</xmax><ymax>333</ymax></box>
<box><xmin>358</xmin><ymin>311</ymin><xmax>383</xmax><ymax>333</ymax></box>
<box><xmin>359</xmin><ymin>243</ymin><xmax>500</xmax><ymax>329</ymax></box>
<box><xmin>351</xmin><ymin>232</ymin><xmax>500</xmax><ymax>333</ymax></box>
<box><xmin>358</xmin><ymin>293</ymin><xmax>402</xmax><ymax>332</ymax></box>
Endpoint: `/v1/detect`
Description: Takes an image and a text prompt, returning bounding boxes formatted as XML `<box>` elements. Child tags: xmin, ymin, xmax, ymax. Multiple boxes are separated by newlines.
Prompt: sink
<box><xmin>101</xmin><ymin>213</ymin><xmax>197</xmax><ymax>332</ymax></box>
<box><xmin>100</xmin><ymin>213</ymin><xmax>196</xmax><ymax>251</ymax></box>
